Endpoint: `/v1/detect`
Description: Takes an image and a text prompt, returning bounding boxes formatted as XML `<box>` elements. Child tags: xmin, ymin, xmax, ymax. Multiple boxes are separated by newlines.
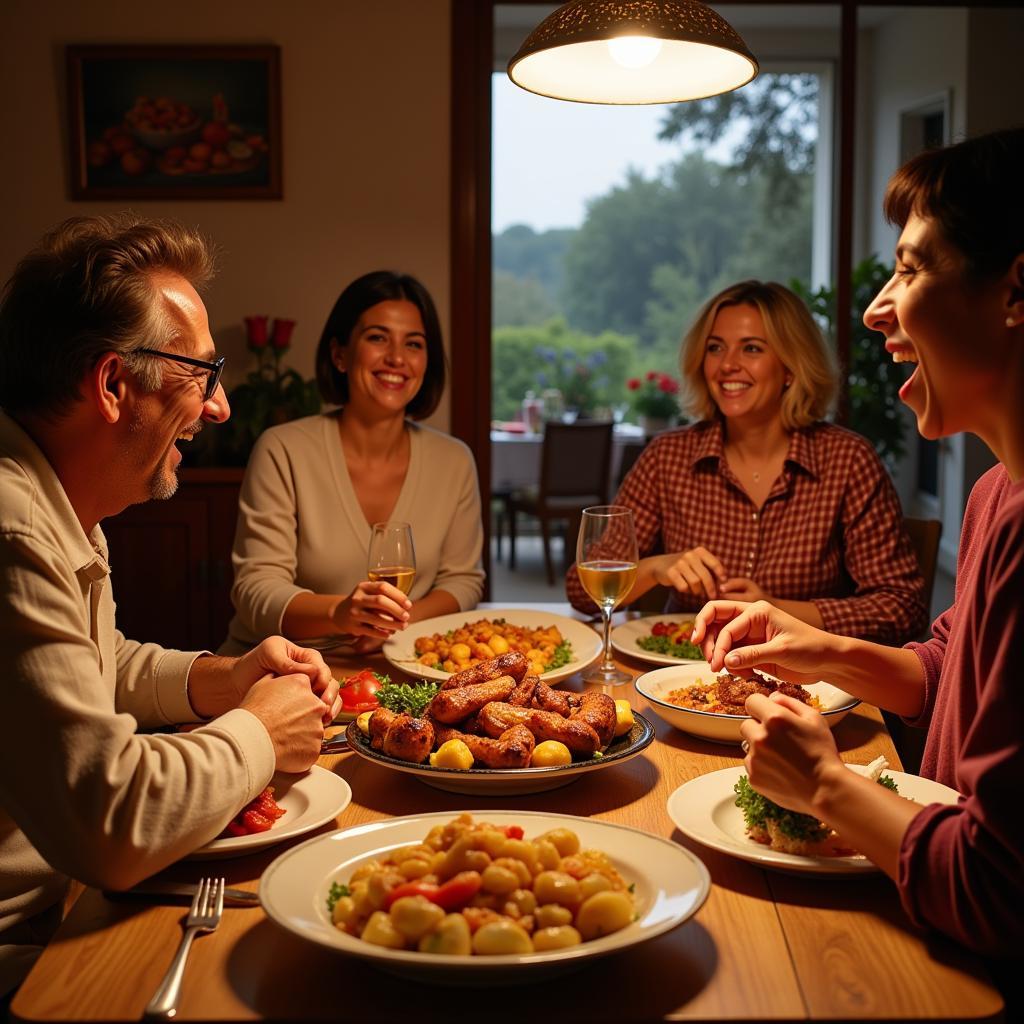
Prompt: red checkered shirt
<box><xmin>566</xmin><ymin>420</ymin><xmax>928</xmax><ymax>644</ymax></box>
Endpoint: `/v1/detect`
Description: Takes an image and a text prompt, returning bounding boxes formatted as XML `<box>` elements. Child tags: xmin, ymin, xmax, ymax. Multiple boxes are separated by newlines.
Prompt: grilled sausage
<box><xmin>382</xmin><ymin>713</ymin><xmax>435</xmax><ymax>764</ymax></box>
<box><xmin>433</xmin><ymin>723</ymin><xmax>535</xmax><ymax>768</ymax></box>
<box><xmin>508</xmin><ymin>674</ymin><xmax>540</xmax><ymax>707</ymax></box>
<box><xmin>531</xmin><ymin>681</ymin><xmax>572</xmax><ymax>716</ymax></box>
<box><xmin>428</xmin><ymin>676</ymin><xmax>517</xmax><ymax>724</ymax></box>
<box><xmin>441</xmin><ymin>651</ymin><xmax>530</xmax><ymax>690</ymax></box>
<box><xmin>476</xmin><ymin>702</ymin><xmax>601</xmax><ymax>755</ymax></box>
<box><xmin>567</xmin><ymin>691</ymin><xmax>618</xmax><ymax>747</ymax></box>
<box><xmin>368</xmin><ymin>707</ymin><xmax>399</xmax><ymax>750</ymax></box>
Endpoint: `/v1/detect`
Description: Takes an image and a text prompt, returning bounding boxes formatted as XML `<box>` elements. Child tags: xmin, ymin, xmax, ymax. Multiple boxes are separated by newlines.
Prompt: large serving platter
<box><xmin>189</xmin><ymin>767</ymin><xmax>352</xmax><ymax>859</ymax></box>
<box><xmin>635</xmin><ymin>663</ymin><xmax>860</xmax><ymax>744</ymax></box>
<box><xmin>667</xmin><ymin>766</ymin><xmax>960</xmax><ymax>875</ymax></box>
<box><xmin>344</xmin><ymin>714</ymin><xmax>655</xmax><ymax>795</ymax></box>
<box><xmin>382</xmin><ymin>608</ymin><xmax>602</xmax><ymax>685</ymax></box>
<box><xmin>260</xmin><ymin>810</ymin><xmax>711</xmax><ymax>983</ymax></box>
<box><xmin>611</xmin><ymin>613</ymin><xmax>702</xmax><ymax>666</ymax></box>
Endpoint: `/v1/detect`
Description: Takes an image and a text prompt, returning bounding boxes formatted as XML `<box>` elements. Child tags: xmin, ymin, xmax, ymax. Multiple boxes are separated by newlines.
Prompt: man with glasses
<box><xmin>0</xmin><ymin>214</ymin><xmax>341</xmax><ymax>999</ymax></box>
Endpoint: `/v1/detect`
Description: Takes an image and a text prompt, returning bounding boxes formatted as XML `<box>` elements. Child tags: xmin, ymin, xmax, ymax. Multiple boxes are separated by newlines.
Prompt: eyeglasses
<box><xmin>135</xmin><ymin>348</ymin><xmax>226</xmax><ymax>402</ymax></box>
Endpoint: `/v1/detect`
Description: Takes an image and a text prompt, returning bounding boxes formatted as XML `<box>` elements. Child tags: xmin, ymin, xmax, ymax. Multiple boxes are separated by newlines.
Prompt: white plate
<box><xmin>611</xmin><ymin>614</ymin><xmax>702</xmax><ymax>666</ymax></box>
<box><xmin>382</xmin><ymin>608</ymin><xmax>603</xmax><ymax>685</ymax></box>
<box><xmin>260</xmin><ymin>810</ymin><xmax>710</xmax><ymax>983</ymax></box>
<box><xmin>189</xmin><ymin>766</ymin><xmax>352</xmax><ymax>859</ymax></box>
<box><xmin>343</xmin><ymin>714</ymin><xmax>655</xmax><ymax>795</ymax></box>
<box><xmin>635</xmin><ymin>663</ymin><xmax>860</xmax><ymax>744</ymax></box>
<box><xmin>667</xmin><ymin>766</ymin><xmax>960</xmax><ymax>875</ymax></box>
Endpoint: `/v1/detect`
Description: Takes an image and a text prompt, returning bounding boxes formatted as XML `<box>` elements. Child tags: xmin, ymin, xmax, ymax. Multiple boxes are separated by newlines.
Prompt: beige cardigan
<box><xmin>222</xmin><ymin>413</ymin><xmax>484</xmax><ymax>654</ymax></box>
<box><xmin>0</xmin><ymin>413</ymin><xmax>274</xmax><ymax>996</ymax></box>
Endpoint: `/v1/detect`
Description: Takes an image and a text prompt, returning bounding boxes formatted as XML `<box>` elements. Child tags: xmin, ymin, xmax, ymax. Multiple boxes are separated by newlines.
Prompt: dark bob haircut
<box><xmin>314</xmin><ymin>270</ymin><xmax>447</xmax><ymax>420</ymax></box>
<box><xmin>883</xmin><ymin>126</ymin><xmax>1024</xmax><ymax>284</ymax></box>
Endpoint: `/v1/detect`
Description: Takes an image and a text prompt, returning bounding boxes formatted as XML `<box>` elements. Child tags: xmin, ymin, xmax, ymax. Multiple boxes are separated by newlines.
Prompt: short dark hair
<box><xmin>0</xmin><ymin>213</ymin><xmax>215</xmax><ymax>417</ymax></box>
<box><xmin>884</xmin><ymin>126</ymin><xmax>1024</xmax><ymax>283</ymax></box>
<box><xmin>314</xmin><ymin>270</ymin><xmax>447</xmax><ymax>420</ymax></box>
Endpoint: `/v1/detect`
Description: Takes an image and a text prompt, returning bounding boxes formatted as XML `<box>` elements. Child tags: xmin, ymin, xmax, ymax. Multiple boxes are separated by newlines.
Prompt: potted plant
<box><xmin>628</xmin><ymin>371</ymin><xmax>680</xmax><ymax>434</ymax></box>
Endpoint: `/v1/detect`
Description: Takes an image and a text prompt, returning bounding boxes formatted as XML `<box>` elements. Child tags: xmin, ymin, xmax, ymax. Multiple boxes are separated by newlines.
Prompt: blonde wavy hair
<box><xmin>679</xmin><ymin>280</ymin><xmax>836</xmax><ymax>430</ymax></box>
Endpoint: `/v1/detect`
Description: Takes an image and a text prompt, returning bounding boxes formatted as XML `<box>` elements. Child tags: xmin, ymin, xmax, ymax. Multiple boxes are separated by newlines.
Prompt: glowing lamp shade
<box><xmin>508</xmin><ymin>0</ymin><xmax>759</xmax><ymax>105</ymax></box>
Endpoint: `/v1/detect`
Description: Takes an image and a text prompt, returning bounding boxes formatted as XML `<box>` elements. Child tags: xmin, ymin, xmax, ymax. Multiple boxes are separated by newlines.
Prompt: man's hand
<box><xmin>691</xmin><ymin>599</ymin><xmax>831</xmax><ymax>685</ymax></box>
<box><xmin>240</xmin><ymin>673</ymin><xmax>328</xmax><ymax>773</ymax></box>
<box><xmin>233</xmin><ymin>637</ymin><xmax>341</xmax><ymax>723</ymax></box>
<box><xmin>651</xmin><ymin>547</ymin><xmax>727</xmax><ymax>600</ymax></box>
<box><xmin>332</xmin><ymin>580</ymin><xmax>411</xmax><ymax>638</ymax></box>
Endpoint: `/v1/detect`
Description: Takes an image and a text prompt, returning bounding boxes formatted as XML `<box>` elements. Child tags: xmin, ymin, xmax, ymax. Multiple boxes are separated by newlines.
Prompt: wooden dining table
<box><xmin>11</xmin><ymin>605</ymin><xmax>1003</xmax><ymax>1022</ymax></box>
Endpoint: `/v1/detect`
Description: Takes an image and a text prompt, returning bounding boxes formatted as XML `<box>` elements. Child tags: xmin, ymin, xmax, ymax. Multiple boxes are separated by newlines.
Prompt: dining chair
<box><xmin>505</xmin><ymin>421</ymin><xmax>614</xmax><ymax>585</ymax></box>
<box><xmin>903</xmin><ymin>515</ymin><xmax>942</xmax><ymax>614</ymax></box>
<box><xmin>615</xmin><ymin>437</ymin><xmax>649</xmax><ymax>491</ymax></box>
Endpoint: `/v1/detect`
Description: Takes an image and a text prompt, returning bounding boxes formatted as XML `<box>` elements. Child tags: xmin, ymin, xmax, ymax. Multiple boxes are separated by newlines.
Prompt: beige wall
<box><xmin>0</xmin><ymin>0</ymin><xmax>453</xmax><ymax>428</ymax></box>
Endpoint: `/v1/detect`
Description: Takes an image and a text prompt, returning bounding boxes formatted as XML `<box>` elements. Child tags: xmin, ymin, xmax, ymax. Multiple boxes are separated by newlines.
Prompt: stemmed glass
<box><xmin>367</xmin><ymin>521</ymin><xmax>416</xmax><ymax>595</ymax></box>
<box><xmin>576</xmin><ymin>505</ymin><xmax>638</xmax><ymax>685</ymax></box>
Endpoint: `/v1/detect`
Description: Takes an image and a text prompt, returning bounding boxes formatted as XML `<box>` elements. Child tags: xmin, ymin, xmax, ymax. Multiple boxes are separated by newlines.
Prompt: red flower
<box><xmin>244</xmin><ymin>315</ymin><xmax>269</xmax><ymax>350</ymax></box>
<box><xmin>645</xmin><ymin>370</ymin><xmax>658</xmax><ymax>381</ymax></box>
<box><xmin>657</xmin><ymin>375</ymin><xmax>678</xmax><ymax>393</ymax></box>
<box><xmin>270</xmin><ymin>318</ymin><xmax>296</xmax><ymax>350</ymax></box>
<box><xmin>627</xmin><ymin>378</ymin><xmax>641</xmax><ymax>390</ymax></box>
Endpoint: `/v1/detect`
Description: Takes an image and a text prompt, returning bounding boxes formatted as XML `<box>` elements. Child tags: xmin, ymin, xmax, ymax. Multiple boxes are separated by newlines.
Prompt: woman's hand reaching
<box><xmin>691</xmin><ymin>599</ymin><xmax>835</xmax><ymax>686</ymax></box>
<box><xmin>331</xmin><ymin>580</ymin><xmax>411</xmax><ymax>639</ymax></box>
<box><xmin>739</xmin><ymin>691</ymin><xmax>846</xmax><ymax>818</ymax></box>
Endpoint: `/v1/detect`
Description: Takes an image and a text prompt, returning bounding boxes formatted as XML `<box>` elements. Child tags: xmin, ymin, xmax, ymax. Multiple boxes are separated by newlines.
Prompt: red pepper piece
<box><xmin>383</xmin><ymin>871</ymin><xmax>482</xmax><ymax>911</ymax></box>
<box><xmin>241</xmin><ymin>808</ymin><xmax>274</xmax><ymax>833</ymax></box>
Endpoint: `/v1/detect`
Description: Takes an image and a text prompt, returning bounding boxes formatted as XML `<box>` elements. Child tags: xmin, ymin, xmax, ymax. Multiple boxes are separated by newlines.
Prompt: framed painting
<box><xmin>67</xmin><ymin>45</ymin><xmax>282</xmax><ymax>200</ymax></box>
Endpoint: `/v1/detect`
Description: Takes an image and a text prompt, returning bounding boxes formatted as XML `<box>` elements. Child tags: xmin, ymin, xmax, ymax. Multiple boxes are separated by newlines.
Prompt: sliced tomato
<box><xmin>651</xmin><ymin>621</ymin><xmax>673</xmax><ymax>637</ymax></box>
<box><xmin>383</xmin><ymin>871</ymin><xmax>482</xmax><ymax>911</ymax></box>
<box><xmin>339</xmin><ymin>669</ymin><xmax>384</xmax><ymax>713</ymax></box>
<box><xmin>241</xmin><ymin>808</ymin><xmax>274</xmax><ymax>833</ymax></box>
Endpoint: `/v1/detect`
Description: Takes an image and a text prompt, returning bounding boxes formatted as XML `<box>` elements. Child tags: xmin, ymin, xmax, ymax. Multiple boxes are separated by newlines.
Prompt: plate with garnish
<box><xmin>383</xmin><ymin>609</ymin><xmax>602</xmax><ymax>685</ymax></box>
<box><xmin>667</xmin><ymin>761</ymin><xmax>960</xmax><ymax>874</ymax></box>
<box><xmin>611</xmin><ymin>614</ymin><xmax>703</xmax><ymax>665</ymax></box>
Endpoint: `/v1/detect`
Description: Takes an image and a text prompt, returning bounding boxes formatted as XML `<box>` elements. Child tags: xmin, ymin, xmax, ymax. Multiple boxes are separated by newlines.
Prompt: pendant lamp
<box><xmin>508</xmin><ymin>0</ymin><xmax>759</xmax><ymax>105</ymax></box>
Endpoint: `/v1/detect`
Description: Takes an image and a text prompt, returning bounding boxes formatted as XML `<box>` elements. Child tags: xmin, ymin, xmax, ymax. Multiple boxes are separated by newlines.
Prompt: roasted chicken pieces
<box><xmin>365</xmin><ymin>655</ymin><xmax>619</xmax><ymax>769</ymax></box>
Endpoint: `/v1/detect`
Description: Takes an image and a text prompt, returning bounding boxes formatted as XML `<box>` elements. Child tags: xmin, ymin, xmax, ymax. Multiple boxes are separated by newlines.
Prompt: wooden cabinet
<box><xmin>101</xmin><ymin>469</ymin><xmax>243</xmax><ymax>652</ymax></box>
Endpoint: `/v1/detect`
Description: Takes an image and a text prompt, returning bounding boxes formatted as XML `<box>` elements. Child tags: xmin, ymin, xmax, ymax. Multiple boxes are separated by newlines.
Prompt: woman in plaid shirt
<box><xmin>566</xmin><ymin>280</ymin><xmax>927</xmax><ymax>645</ymax></box>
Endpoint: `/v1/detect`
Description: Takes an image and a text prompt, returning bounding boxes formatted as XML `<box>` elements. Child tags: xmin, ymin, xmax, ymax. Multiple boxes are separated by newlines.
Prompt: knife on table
<box><xmin>104</xmin><ymin>883</ymin><xmax>260</xmax><ymax>906</ymax></box>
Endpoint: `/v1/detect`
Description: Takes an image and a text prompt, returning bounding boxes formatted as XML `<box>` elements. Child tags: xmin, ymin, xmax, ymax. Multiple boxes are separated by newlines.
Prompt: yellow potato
<box><xmin>488</xmin><ymin>634</ymin><xmax>510</xmax><ymax>655</ymax></box>
<box><xmin>613</xmin><ymin>700</ymin><xmax>635</xmax><ymax>737</ymax></box>
<box><xmin>356</xmin><ymin>710</ymin><xmax>374</xmax><ymax>735</ymax></box>
<box><xmin>531</xmin><ymin>740</ymin><xmax>572</xmax><ymax>767</ymax></box>
<box><xmin>471</xmin><ymin>919</ymin><xmax>533</xmax><ymax>955</ymax></box>
<box><xmin>574</xmin><ymin>890</ymin><xmax>634</xmax><ymax>941</ymax></box>
<box><xmin>429</xmin><ymin>739</ymin><xmax>474</xmax><ymax>770</ymax></box>
<box><xmin>449</xmin><ymin>642</ymin><xmax>472</xmax><ymax>661</ymax></box>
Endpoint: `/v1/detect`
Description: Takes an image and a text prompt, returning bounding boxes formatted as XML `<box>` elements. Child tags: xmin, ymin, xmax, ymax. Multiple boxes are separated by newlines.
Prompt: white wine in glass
<box><xmin>577</xmin><ymin>506</ymin><xmax>638</xmax><ymax>685</ymax></box>
<box><xmin>367</xmin><ymin>521</ymin><xmax>416</xmax><ymax>595</ymax></box>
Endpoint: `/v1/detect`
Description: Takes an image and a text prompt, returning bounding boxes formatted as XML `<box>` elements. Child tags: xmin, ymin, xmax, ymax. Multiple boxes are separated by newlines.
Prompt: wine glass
<box><xmin>367</xmin><ymin>521</ymin><xmax>416</xmax><ymax>595</ymax></box>
<box><xmin>576</xmin><ymin>505</ymin><xmax>638</xmax><ymax>685</ymax></box>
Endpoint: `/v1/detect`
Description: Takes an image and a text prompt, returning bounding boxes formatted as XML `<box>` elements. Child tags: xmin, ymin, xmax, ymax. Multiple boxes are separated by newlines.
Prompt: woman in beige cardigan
<box><xmin>221</xmin><ymin>271</ymin><xmax>484</xmax><ymax>656</ymax></box>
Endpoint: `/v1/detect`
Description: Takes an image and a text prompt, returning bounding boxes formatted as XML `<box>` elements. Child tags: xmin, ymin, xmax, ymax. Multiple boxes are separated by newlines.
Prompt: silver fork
<box><xmin>143</xmin><ymin>877</ymin><xmax>224</xmax><ymax>1020</ymax></box>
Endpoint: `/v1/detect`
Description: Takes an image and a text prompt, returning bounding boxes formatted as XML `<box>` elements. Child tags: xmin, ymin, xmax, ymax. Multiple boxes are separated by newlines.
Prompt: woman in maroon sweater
<box><xmin>692</xmin><ymin>126</ymin><xmax>1024</xmax><ymax>959</ymax></box>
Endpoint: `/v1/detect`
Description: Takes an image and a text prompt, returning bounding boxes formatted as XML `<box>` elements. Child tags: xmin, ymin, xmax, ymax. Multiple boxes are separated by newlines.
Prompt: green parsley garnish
<box><xmin>375</xmin><ymin>679</ymin><xmax>441</xmax><ymax>717</ymax></box>
<box><xmin>637</xmin><ymin>634</ymin><xmax>703</xmax><ymax>660</ymax></box>
<box><xmin>326</xmin><ymin>881</ymin><xmax>350</xmax><ymax>912</ymax></box>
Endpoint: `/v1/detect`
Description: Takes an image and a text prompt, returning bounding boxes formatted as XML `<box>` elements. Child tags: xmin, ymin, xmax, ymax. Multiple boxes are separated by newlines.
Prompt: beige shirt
<box><xmin>222</xmin><ymin>413</ymin><xmax>485</xmax><ymax>654</ymax></box>
<box><xmin>0</xmin><ymin>412</ymin><xmax>275</xmax><ymax>996</ymax></box>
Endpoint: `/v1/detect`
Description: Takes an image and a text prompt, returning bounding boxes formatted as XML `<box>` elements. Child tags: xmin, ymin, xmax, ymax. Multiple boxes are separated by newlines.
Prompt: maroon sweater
<box><xmin>899</xmin><ymin>465</ymin><xmax>1024</xmax><ymax>955</ymax></box>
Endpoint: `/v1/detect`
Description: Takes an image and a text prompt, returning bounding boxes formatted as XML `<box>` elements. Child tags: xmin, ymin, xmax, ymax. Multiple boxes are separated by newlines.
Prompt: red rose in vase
<box><xmin>270</xmin><ymin>318</ymin><xmax>296</xmax><ymax>351</ymax></box>
<box><xmin>244</xmin><ymin>315</ymin><xmax>269</xmax><ymax>350</ymax></box>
